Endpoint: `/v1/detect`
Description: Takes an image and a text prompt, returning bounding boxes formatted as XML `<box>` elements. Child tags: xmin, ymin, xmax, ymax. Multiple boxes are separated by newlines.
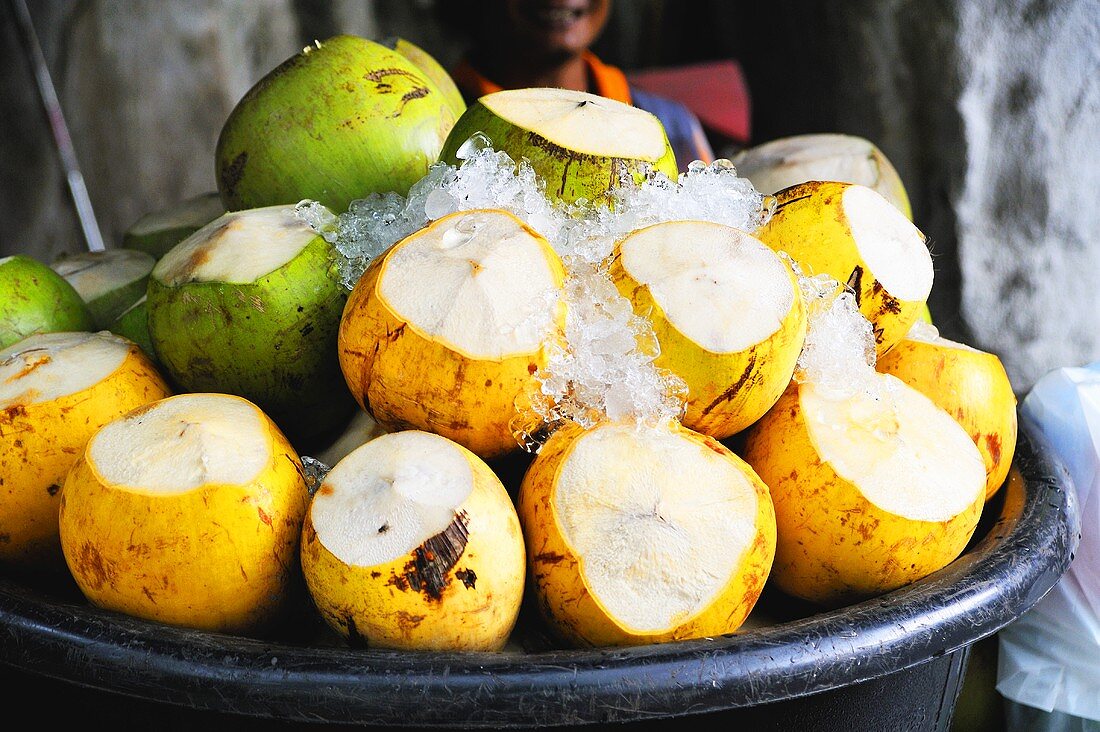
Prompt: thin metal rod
<box><xmin>8</xmin><ymin>0</ymin><xmax>106</xmax><ymax>252</ymax></box>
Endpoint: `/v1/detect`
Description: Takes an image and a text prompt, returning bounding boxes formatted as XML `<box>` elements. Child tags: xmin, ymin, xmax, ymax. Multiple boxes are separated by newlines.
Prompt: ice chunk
<box><xmin>455</xmin><ymin>132</ymin><xmax>493</xmax><ymax>160</ymax></box>
<box><xmin>423</xmin><ymin>188</ymin><xmax>458</xmax><ymax>220</ymax></box>
<box><xmin>299</xmin><ymin>455</ymin><xmax>331</xmax><ymax>496</ymax></box>
<box><xmin>294</xmin><ymin>200</ymin><xmax>338</xmax><ymax>244</ymax></box>
<box><xmin>905</xmin><ymin>320</ymin><xmax>942</xmax><ymax>343</ymax></box>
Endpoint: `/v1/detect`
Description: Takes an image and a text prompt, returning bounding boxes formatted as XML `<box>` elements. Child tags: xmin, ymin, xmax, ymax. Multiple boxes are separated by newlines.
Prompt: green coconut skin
<box><xmin>146</xmin><ymin>236</ymin><xmax>354</xmax><ymax>447</ymax></box>
<box><xmin>0</xmin><ymin>255</ymin><xmax>94</xmax><ymax>350</ymax></box>
<box><xmin>122</xmin><ymin>192</ymin><xmax>225</xmax><ymax>260</ymax></box>
<box><xmin>438</xmin><ymin>100</ymin><xmax>679</xmax><ymax>205</ymax></box>
<box><xmin>110</xmin><ymin>297</ymin><xmax>155</xmax><ymax>359</ymax></box>
<box><xmin>215</xmin><ymin>35</ymin><xmax>459</xmax><ymax>213</ymax></box>
<box><xmin>52</xmin><ymin>250</ymin><xmax>155</xmax><ymax>329</ymax></box>
<box><xmin>385</xmin><ymin>37</ymin><xmax>466</xmax><ymax>121</ymax></box>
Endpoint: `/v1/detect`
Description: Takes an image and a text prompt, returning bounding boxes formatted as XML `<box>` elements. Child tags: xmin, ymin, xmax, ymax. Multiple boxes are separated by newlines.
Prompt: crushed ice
<box><xmin>295</xmin><ymin>200</ymin><xmax>339</xmax><ymax>243</ymax></box>
<box><xmin>790</xmin><ymin>260</ymin><xmax>879</xmax><ymax>400</ymax></box>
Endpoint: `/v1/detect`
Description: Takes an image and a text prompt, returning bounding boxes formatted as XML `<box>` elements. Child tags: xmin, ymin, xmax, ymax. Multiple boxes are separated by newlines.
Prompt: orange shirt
<box><xmin>451</xmin><ymin>51</ymin><xmax>632</xmax><ymax>105</ymax></box>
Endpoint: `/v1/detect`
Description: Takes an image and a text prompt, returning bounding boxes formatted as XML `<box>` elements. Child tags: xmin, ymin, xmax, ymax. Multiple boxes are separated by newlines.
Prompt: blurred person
<box><xmin>438</xmin><ymin>0</ymin><xmax>714</xmax><ymax>171</ymax></box>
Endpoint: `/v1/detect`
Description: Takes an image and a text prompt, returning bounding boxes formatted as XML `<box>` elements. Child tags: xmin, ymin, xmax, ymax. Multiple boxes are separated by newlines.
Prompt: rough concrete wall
<box><xmin>0</xmin><ymin>0</ymin><xmax>377</xmax><ymax>262</ymax></box>
<box><xmin>955</xmin><ymin>0</ymin><xmax>1100</xmax><ymax>389</ymax></box>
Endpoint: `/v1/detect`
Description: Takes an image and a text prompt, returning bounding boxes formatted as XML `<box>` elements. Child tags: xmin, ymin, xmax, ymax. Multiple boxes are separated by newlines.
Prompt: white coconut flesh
<box><xmin>734</xmin><ymin>134</ymin><xmax>884</xmax><ymax>195</ymax></box>
<box><xmin>801</xmin><ymin>373</ymin><xmax>985</xmax><ymax>522</ymax></box>
<box><xmin>553</xmin><ymin>423</ymin><xmax>760</xmax><ymax>633</ymax></box>
<box><xmin>52</xmin><ymin>250</ymin><xmax>155</xmax><ymax>303</ymax></box>
<box><xmin>89</xmin><ymin>394</ymin><xmax>270</xmax><ymax>496</ymax></box>
<box><xmin>314</xmin><ymin>410</ymin><xmax>388</xmax><ymax>468</ymax></box>
<box><xmin>127</xmin><ymin>192</ymin><xmax>224</xmax><ymax>237</ymax></box>
<box><xmin>481</xmin><ymin>87</ymin><xmax>667</xmax><ymax>161</ymax></box>
<box><xmin>310</xmin><ymin>431</ymin><xmax>473</xmax><ymax>567</ymax></box>
<box><xmin>903</xmin><ymin>321</ymin><xmax>982</xmax><ymax>353</ymax></box>
<box><xmin>842</xmin><ymin>185</ymin><xmax>932</xmax><ymax>302</ymax></box>
<box><xmin>0</xmin><ymin>331</ymin><xmax>130</xmax><ymax>407</ymax></box>
<box><xmin>619</xmin><ymin>221</ymin><xmax>795</xmax><ymax>353</ymax></box>
<box><xmin>379</xmin><ymin>210</ymin><xmax>560</xmax><ymax>359</ymax></box>
<box><xmin>154</xmin><ymin>205</ymin><xmax>320</xmax><ymax>286</ymax></box>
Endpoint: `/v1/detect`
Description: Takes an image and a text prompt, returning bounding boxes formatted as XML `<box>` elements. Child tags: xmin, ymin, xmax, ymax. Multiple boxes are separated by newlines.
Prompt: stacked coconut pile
<box><xmin>0</xmin><ymin>36</ymin><xmax>1017</xmax><ymax>650</ymax></box>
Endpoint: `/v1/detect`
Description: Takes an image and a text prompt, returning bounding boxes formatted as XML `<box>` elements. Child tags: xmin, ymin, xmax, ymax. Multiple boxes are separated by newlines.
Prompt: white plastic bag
<box><xmin>997</xmin><ymin>361</ymin><xmax>1100</xmax><ymax>722</ymax></box>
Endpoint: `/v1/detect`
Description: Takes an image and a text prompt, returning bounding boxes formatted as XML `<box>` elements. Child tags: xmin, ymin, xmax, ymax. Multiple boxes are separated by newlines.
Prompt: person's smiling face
<box><xmin>499</xmin><ymin>0</ymin><xmax>611</xmax><ymax>60</ymax></box>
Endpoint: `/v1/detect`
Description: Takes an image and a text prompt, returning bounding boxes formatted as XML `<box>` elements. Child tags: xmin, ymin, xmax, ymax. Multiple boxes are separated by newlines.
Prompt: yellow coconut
<box><xmin>877</xmin><ymin>323</ymin><xmax>1018</xmax><ymax>501</ymax></box>
<box><xmin>338</xmin><ymin>209</ymin><xmax>566</xmax><ymax>459</ymax></box>
<box><xmin>0</xmin><ymin>332</ymin><xmax>170</xmax><ymax>567</ymax></box>
<box><xmin>609</xmin><ymin>220</ymin><xmax>807</xmax><ymax>438</ymax></box>
<box><xmin>741</xmin><ymin>373</ymin><xmax>986</xmax><ymax>607</ymax></box>
<box><xmin>518</xmin><ymin>420</ymin><xmax>776</xmax><ymax>647</ymax></box>
<box><xmin>300</xmin><ymin>430</ymin><xmax>525</xmax><ymax>651</ymax></box>
<box><xmin>755</xmin><ymin>181</ymin><xmax>933</xmax><ymax>355</ymax></box>
<box><xmin>58</xmin><ymin>393</ymin><xmax>309</xmax><ymax>635</ymax></box>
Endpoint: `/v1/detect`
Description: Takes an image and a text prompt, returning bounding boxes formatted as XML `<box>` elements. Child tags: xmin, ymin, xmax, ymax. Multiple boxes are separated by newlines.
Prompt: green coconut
<box><xmin>438</xmin><ymin>87</ymin><xmax>678</xmax><ymax>205</ymax></box>
<box><xmin>51</xmin><ymin>249</ymin><xmax>155</xmax><ymax>329</ymax></box>
<box><xmin>122</xmin><ymin>192</ymin><xmax>225</xmax><ymax>260</ymax></box>
<box><xmin>215</xmin><ymin>35</ymin><xmax>460</xmax><ymax>213</ymax></box>
<box><xmin>109</xmin><ymin>295</ymin><xmax>154</xmax><ymax>358</ymax></box>
<box><xmin>0</xmin><ymin>255</ymin><xmax>94</xmax><ymax>349</ymax></box>
<box><xmin>146</xmin><ymin>204</ymin><xmax>354</xmax><ymax>447</ymax></box>
<box><xmin>383</xmin><ymin>37</ymin><xmax>466</xmax><ymax>121</ymax></box>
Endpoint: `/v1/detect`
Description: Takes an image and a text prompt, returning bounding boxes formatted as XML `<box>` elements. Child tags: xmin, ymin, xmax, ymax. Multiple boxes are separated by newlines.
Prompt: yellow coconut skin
<box><xmin>58</xmin><ymin>398</ymin><xmax>309</xmax><ymax>635</ymax></box>
<box><xmin>877</xmin><ymin>337</ymin><xmax>1017</xmax><ymax>501</ymax></box>
<box><xmin>741</xmin><ymin>382</ymin><xmax>984</xmax><ymax>607</ymax></box>
<box><xmin>300</xmin><ymin>443</ymin><xmax>526</xmax><ymax>651</ymax></box>
<box><xmin>609</xmin><ymin>240</ymin><xmax>807</xmax><ymax>439</ymax></box>
<box><xmin>517</xmin><ymin>421</ymin><xmax>776</xmax><ymax>647</ymax></box>
<box><xmin>755</xmin><ymin>181</ymin><xmax>928</xmax><ymax>355</ymax></box>
<box><xmin>0</xmin><ymin>344</ymin><xmax>170</xmax><ymax>567</ymax></box>
<box><xmin>337</xmin><ymin>215</ymin><xmax>566</xmax><ymax>459</ymax></box>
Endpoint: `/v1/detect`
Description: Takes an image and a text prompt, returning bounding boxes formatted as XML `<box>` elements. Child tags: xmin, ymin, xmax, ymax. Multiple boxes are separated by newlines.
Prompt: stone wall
<box><xmin>2</xmin><ymin>2</ymin><xmax>301</xmax><ymax>260</ymax></box>
<box><xmin>954</xmin><ymin>0</ymin><xmax>1100</xmax><ymax>390</ymax></box>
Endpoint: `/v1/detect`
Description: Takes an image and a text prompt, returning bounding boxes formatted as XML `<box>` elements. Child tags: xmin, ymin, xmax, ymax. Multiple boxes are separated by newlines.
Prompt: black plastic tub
<box><xmin>0</xmin><ymin>414</ymin><xmax>1080</xmax><ymax>730</ymax></box>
